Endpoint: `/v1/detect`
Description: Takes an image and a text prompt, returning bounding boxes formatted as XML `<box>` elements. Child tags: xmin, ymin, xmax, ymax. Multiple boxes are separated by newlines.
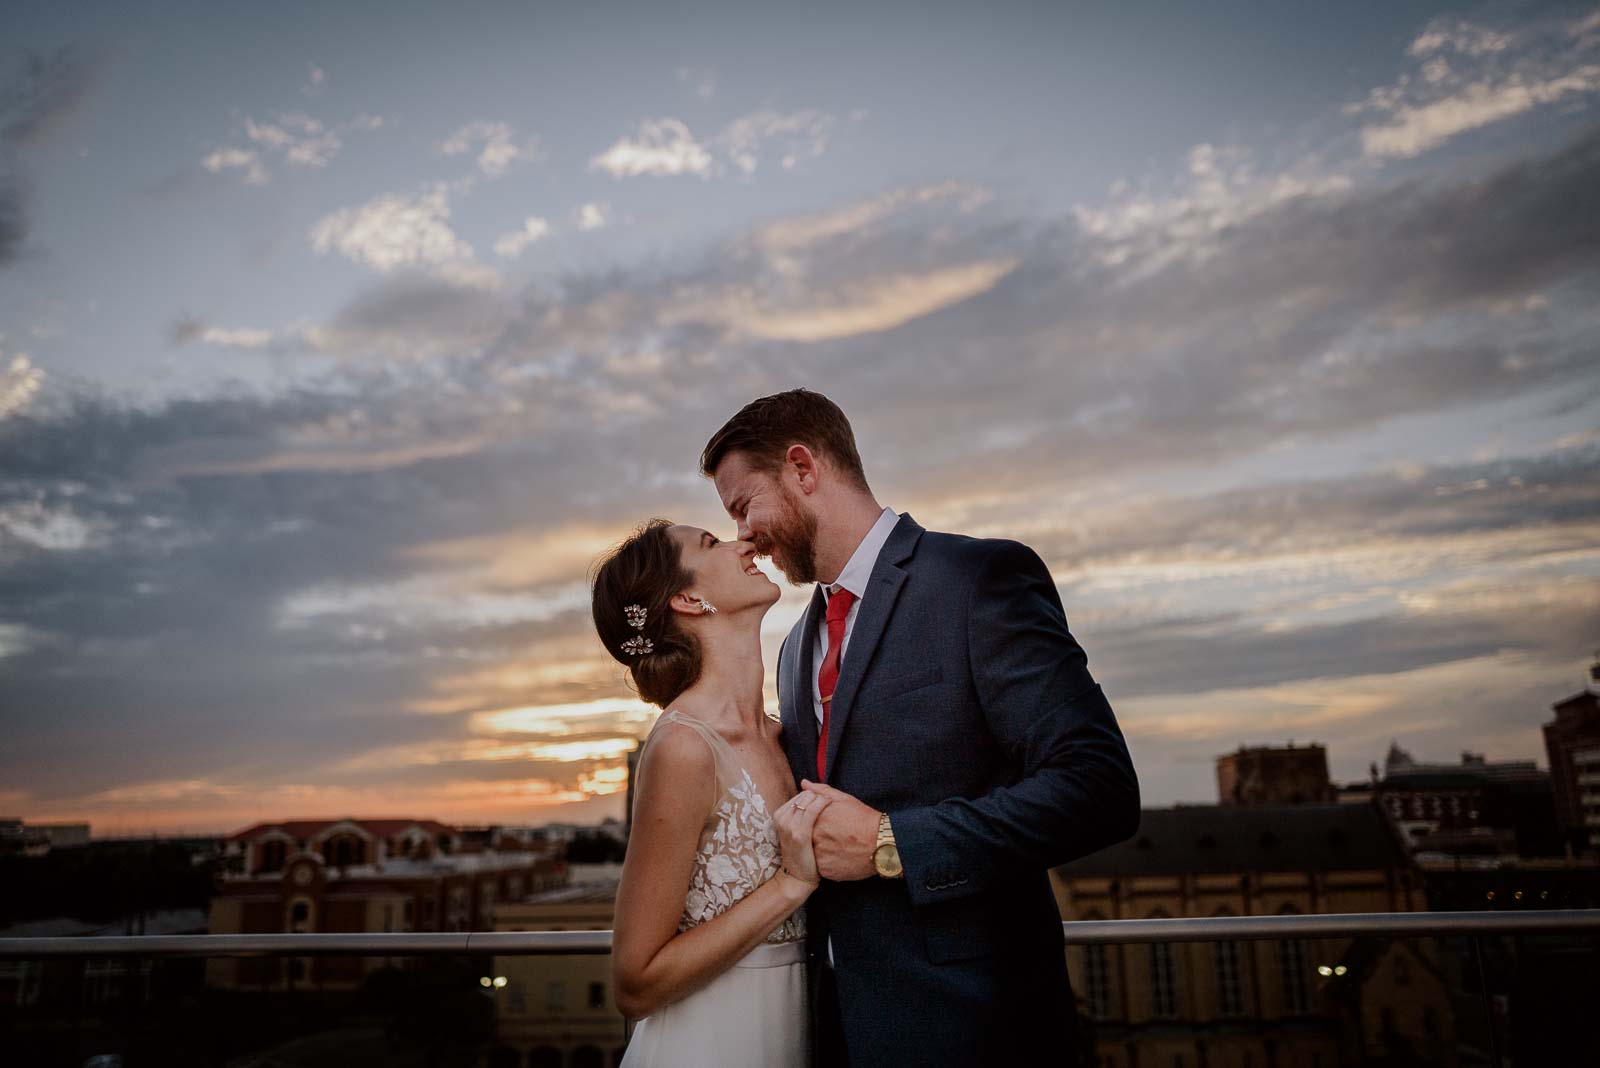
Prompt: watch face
<box><xmin>874</xmin><ymin>843</ymin><xmax>902</xmax><ymax>877</ymax></box>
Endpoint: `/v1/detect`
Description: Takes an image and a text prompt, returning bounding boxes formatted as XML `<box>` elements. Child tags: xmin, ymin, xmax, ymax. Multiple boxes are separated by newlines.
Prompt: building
<box><xmin>1572</xmin><ymin>744</ymin><xmax>1600</xmax><ymax>851</ymax></box>
<box><xmin>0</xmin><ymin>819</ymin><xmax>91</xmax><ymax>857</ymax></box>
<box><xmin>492</xmin><ymin>880</ymin><xmax>626</xmax><ymax>1068</ymax></box>
<box><xmin>206</xmin><ymin>817</ymin><xmax>565</xmax><ymax>990</ymax></box>
<box><xmin>1348</xmin><ymin>744</ymin><xmax>1561</xmax><ymax>861</ymax></box>
<box><xmin>1543</xmin><ymin>684</ymin><xmax>1600</xmax><ymax>852</ymax></box>
<box><xmin>1216</xmin><ymin>743</ymin><xmax>1336</xmax><ymax>806</ymax></box>
<box><xmin>1052</xmin><ymin>803</ymin><xmax>1451</xmax><ymax>1068</ymax></box>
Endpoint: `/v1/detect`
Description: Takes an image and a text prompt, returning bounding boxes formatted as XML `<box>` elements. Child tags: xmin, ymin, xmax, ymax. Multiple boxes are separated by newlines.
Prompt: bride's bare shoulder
<box><xmin>636</xmin><ymin>715</ymin><xmax>716</xmax><ymax>790</ymax></box>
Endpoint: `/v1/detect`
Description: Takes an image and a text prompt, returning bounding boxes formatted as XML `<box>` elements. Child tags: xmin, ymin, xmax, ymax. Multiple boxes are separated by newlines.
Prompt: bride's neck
<box><xmin>676</xmin><ymin>617</ymin><xmax>766</xmax><ymax>732</ymax></box>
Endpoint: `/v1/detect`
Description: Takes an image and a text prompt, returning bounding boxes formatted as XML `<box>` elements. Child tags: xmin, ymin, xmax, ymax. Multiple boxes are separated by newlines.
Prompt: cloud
<box><xmin>439</xmin><ymin>120</ymin><xmax>534</xmax><ymax>178</ymax></box>
<box><xmin>1345</xmin><ymin>15</ymin><xmax>1600</xmax><ymax>160</ymax></box>
<box><xmin>0</xmin><ymin>351</ymin><xmax>44</xmax><ymax>420</ymax></box>
<box><xmin>717</xmin><ymin>109</ymin><xmax>834</xmax><ymax>175</ymax></box>
<box><xmin>1071</xmin><ymin>143</ymin><xmax>1353</xmax><ymax>279</ymax></box>
<box><xmin>1360</xmin><ymin>67</ymin><xmax>1600</xmax><ymax>160</ymax></box>
<box><xmin>493</xmin><ymin>216</ymin><xmax>552</xmax><ymax>259</ymax></box>
<box><xmin>1406</xmin><ymin>19</ymin><xmax>1514</xmax><ymax>59</ymax></box>
<box><xmin>0</xmin><ymin>47</ymin><xmax>99</xmax><ymax>263</ymax></box>
<box><xmin>304</xmin><ymin>271</ymin><xmax>512</xmax><ymax>359</ymax></box>
<box><xmin>309</xmin><ymin>183</ymin><xmax>477</xmax><ymax>273</ymax></box>
<box><xmin>303</xmin><ymin>64</ymin><xmax>327</xmax><ymax>96</ymax></box>
<box><xmin>0</xmin><ymin>171</ymin><xmax>23</xmax><ymax>265</ymax></box>
<box><xmin>0</xmin><ymin>494</ymin><xmax>106</xmax><ymax>553</ymax></box>
<box><xmin>589</xmin><ymin>110</ymin><xmax>840</xmax><ymax>179</ymax></box>
<box><xmin>589</xmin><ymin>118</ymin><xmax>713</xmax><ymax>178</ymax></box>
<box><xmin>0</xmin><ymin>46</ymin><xmax>99</xmax><ymax>149</ymax></box>
<box><xmin>202</xmin><ymin>327</ymin><xmax>273</xmax><ymax>349</ymax></box>
<box><xmin>750</xmin><ymin>181</ymin><xmax>989</xmax><ymax>265</ymax></box>
<box><xmin>671</xmin><ymin>258</ymin><xmax>1019</xmax><ymax>341</ymax></box>
<box><xmin>201</xmin><ymin>147</ymin><xmax>268</xmax><ymax>185</ymax></box>
<box><xmin>204</xmin><ymin>111</ymin><xmax>383</xmax><ymax>183</ymax></box>
<box><xmin>576</xmin><ymin>201</ymin><xmax>611</xmax><ymax>230</ymax></box>
<box><xmin>170</xmin><ymin>316</ymin><xmax>273</xmax><ymax>351</ymax></box>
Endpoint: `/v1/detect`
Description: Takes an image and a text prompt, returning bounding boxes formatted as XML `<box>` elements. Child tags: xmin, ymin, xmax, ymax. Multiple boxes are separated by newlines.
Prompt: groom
<box><xmin>701</xmin><ymin>389</ymin><xmax>1140</xmax><ymax>1066</ymax></box>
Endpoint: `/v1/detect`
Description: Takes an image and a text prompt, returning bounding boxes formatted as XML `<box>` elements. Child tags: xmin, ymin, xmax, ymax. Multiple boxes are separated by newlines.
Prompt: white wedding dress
<box><xmin>620</xmin><ymin>709</ymin><xmax>809</xmax><ymax>1067</ymax></box>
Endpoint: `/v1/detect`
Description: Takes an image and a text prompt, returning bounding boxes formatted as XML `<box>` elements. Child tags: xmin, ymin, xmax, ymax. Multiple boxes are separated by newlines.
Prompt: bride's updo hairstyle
<box><xmin>590</xmin><ymin>519</ymin><xmax>705</xmax><ymax>709</ymax></box>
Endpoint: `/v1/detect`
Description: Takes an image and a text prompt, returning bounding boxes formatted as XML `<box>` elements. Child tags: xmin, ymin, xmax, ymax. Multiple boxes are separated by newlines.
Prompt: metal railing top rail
<box><xmin>3</xmin><ymin>910</ymin><xmax>1598</xmax><ymax>959</ymax></box>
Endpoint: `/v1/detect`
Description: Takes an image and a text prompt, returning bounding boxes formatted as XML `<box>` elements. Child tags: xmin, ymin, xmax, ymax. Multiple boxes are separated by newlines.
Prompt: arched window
<box><xmin>1212</xmin><ymin>908</ymin><xmax>1244</xmax><ymax>1017</ymax></box>
<box><xmin>286</xmin><ymin>896</ymin><xmax>314</xmax><ymax>935</ymax></box>
<box><xmin>324</xmin><ymin>833</ymin><xmax>363</xmax><ymax>868</ymax></box>
<box><xmin>257</xmin><ymin>838</ymin><xmax>286</xmax><ymax>873</ymax></box>
<box><xmin>1277</xmin><ymin>904</ymin><xmax>1310</xmax><ymax>1014</ymax></box>
<box><xmin>1147</xmin><ymin>908</ymin><xmax>1178</xmax><ymax>1018</ymax></box>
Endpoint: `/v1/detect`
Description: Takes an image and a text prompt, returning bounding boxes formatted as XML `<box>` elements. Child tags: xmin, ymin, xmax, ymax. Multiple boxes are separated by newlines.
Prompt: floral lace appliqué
<box><xmin>679</xmin><ymin>766</ymin><xmax>806</xmax><ymax>945</ymax></box>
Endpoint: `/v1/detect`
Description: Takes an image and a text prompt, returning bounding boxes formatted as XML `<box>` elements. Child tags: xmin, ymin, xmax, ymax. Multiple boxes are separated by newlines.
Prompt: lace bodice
<box><xmin>638</xmin><ymin>710</ymin><xmax>805</xmax><ymax>946</ymax></box>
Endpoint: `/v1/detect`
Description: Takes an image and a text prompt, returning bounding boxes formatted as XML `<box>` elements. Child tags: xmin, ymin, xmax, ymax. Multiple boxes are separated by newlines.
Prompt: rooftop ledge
<box><xmin>4</xmin><ymin>909</ymin><xmax>1598</xmax><ymax>959</ymax></box>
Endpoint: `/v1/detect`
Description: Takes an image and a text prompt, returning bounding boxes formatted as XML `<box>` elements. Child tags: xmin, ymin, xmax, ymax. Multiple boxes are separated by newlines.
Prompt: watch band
<box><xmin>874</xmin><ymin>812</ymin><xmax>902</xmax><ymax>878</ymax></box>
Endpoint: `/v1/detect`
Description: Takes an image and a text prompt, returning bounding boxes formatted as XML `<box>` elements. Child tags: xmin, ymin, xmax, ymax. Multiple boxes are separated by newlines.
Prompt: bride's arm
<box><xmin>611</xmin><ymin>723</ymin><xmax>824</xmax><ymax>1019</ymax></box>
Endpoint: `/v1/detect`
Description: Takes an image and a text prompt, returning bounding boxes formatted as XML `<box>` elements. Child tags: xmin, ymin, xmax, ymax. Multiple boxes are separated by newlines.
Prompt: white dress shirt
<box><xmin>812</xmin><ymin>506</ymin><xmax>901</xmax><ymax>730</ymax></box>
<box><xmin>810</xmin><ymin>506</ymin><xmax>898</xmax><ymax>968</ymax></box>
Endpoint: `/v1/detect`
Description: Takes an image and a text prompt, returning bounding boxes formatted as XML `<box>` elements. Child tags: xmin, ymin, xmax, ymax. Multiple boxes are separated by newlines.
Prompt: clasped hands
<box><xmin>772</xmin><ymin>779</ymin><xmax>881</xmax><ymax>884</ymax></box>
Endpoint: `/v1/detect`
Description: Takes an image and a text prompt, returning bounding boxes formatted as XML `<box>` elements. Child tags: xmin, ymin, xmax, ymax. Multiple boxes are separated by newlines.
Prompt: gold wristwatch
<box><xmin>873</xmin><ymin>812</ymin><xmax>903</xmax><ymax>878</ymax></box>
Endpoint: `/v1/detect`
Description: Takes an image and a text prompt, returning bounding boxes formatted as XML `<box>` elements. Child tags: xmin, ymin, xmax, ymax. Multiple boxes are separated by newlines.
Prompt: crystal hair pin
<box><xmin>624</xmin><ymin>604</ymin><xmax>648</xmax><ymax>629</ymax></box>
<box><xmin>620</xmin><ymin>635</ymin><xmax>654</xmax><ymax>656</ymax></box>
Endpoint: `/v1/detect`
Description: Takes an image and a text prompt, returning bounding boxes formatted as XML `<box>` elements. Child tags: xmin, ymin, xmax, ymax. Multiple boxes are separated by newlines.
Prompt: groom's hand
<box><xmin>800</xmin><ymin>780</ymin><xmax>879</xmax><ymax>881</ymax></box>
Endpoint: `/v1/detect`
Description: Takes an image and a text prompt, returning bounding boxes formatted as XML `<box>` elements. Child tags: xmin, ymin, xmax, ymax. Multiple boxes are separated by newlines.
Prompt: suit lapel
<box><xmin>786</xmin><ymin>584</ymin><xmax>827</xmax><ymax>780</ymax></box>
<box><xmin>822</xmin><ymin>514</ymin><xmax>923</xmax><ymax>782</ymax></box>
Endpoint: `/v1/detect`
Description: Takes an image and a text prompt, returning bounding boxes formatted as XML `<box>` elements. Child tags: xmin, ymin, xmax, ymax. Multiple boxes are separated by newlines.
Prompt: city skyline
<box><xmin>2</xmin><ymin>1</ymin><xmax>1598</xmax><ymax>835</ymax></box>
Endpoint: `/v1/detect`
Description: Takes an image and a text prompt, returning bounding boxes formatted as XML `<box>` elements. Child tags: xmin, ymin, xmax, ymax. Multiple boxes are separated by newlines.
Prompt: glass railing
<box><xmin>1</xmin><ymin>911</ymin><xmax>1595</xmax><ymax>1066</ymax></box>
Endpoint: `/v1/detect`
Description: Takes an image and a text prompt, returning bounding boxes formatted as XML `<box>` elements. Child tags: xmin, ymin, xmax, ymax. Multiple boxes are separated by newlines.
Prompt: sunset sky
<box><xmin>2</xmin><ymin>1</ymin><xmax>1598</xmax><ymax>836</ymax></box>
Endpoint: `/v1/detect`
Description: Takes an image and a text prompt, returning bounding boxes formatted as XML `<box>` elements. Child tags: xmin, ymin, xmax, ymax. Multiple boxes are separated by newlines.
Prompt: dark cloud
<box><xmin>0</xmin><ymin>170</ymin><xmax>21</xmax><ymax>265</ymax></box>
<box><xmin>0</xmin><ymin>46</ymin><xmax>99</xmax><ymax>149</ymax></box>
<box><xmin>167</xmin><ymin>316</ymin><xmax>205</xmax><ymax>347</ymax></box>
<box><xmin>1027</xmin><ymin>447</ymin><xmax>1600</xmax><ymax>571</ymax></box>
<box><xmin>0</xmin><ymin>46</ymin><xmax>99</xmax><ymax>267</ymax></box>
<box><xmin>315</xmin><ymin>273</ymin><xmax>512</xmax><ymax>356</ymax></box>
<box><xmin>1090</xmin><ymin>577</ymin><xmax>1597</xmax><ymax>702</ymax></box>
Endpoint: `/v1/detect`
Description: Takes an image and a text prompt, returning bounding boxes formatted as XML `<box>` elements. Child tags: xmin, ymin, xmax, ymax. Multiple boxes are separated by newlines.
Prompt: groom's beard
<box><xmin>757</xmin><ymin>487</ymin><xmax>820</xmax><ymax>587</ymax></box>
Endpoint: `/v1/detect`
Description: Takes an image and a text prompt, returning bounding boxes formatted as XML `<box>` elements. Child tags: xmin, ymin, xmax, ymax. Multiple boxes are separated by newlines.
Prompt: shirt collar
<box><xmin>823</xmin><ymin>507</ymin><xmax>899</xmax><ymax>600</ymax></box>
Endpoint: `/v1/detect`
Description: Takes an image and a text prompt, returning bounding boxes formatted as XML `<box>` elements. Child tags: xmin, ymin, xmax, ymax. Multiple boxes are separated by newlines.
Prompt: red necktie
<box><xmin>816</xmin><ymin>586</ymin><xmax>857</xmax><ymax>780</ymax></box>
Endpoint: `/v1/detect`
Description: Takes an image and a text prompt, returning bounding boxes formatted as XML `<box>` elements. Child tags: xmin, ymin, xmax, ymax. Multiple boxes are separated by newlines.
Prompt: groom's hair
<box><xmin>700</xmin><ymin>388</ymin><xmax>870</xmax><ymax>492</ymax></box>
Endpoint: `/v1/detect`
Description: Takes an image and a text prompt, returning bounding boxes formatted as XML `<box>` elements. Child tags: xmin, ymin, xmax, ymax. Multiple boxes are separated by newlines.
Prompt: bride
<box><xmin>590</xmin><ymin>518</ymin><xmax>829</xmax><ymax>1067</ymax></box>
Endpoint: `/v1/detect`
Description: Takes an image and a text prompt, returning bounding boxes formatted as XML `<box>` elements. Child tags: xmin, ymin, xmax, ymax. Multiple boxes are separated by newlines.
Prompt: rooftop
<box><xmin>1056</xmin><ymin>803</ymin><xmax>1407</xmax><ymax>877</ymax></box>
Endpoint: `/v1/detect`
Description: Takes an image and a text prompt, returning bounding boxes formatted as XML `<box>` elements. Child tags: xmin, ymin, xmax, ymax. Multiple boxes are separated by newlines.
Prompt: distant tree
<box><xmin>565</xmin><ymin>829</ymin><xmax>626</xmax><ymax>863</ymax></box>
<box><xmin>0</xmin><ymin>840</ymin><xmax>217</xmax><ymax>927</ymax></box>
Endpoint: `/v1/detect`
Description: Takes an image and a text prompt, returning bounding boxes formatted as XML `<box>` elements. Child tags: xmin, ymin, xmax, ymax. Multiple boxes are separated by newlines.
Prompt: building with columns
<box><xmin>1051</xmin><ymin>803</ymin><xmax>1454</xmax><ymax>1068</ymax></box>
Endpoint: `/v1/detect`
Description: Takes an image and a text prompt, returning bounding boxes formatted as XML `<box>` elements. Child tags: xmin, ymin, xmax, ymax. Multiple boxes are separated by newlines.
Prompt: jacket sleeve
<box><xmin>889</xmin><ymin>539</ymin><xmax>1141</xmax><ymax>908</ymax></box>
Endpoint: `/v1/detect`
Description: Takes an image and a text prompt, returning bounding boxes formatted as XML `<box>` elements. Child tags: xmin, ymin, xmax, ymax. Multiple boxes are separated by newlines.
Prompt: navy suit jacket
<box><xmin>776</xmin><ymin>513</ymin><xmax>1140</xmax><ymax>1066</ymax></box>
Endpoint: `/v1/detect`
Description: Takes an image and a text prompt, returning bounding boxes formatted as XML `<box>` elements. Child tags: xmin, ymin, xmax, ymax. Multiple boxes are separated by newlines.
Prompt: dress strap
<box><xmin>637</xmin><ymin>709</ymin><xmax>746</xmax><ymax>798</ymax></box>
